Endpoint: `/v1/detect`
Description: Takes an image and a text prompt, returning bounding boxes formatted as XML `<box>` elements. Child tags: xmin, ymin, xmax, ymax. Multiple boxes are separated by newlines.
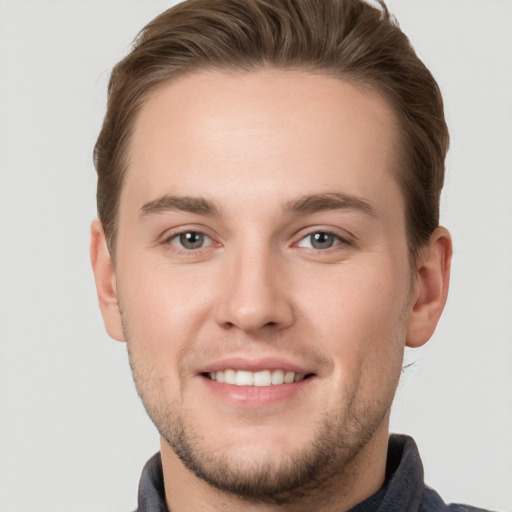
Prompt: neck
<box><xmin>160</xmin><ymin>420</ymin><xmax>390</xmax><ymax>512</ymax></box>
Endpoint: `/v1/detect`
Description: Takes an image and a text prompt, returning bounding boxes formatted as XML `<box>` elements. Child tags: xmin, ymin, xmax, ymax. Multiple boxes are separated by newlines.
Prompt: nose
<box><xmin>214</xmin><ymin>245</ymin><xmax>295</xmax><ymax>334</ymax></box>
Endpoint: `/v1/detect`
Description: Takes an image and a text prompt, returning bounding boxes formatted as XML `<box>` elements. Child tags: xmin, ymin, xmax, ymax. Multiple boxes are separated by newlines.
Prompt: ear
<box><xmin>90</xmin><ymin>219</ymin><xmax>125</xmax><ymax>342</ymax></box>
<box><xmin>406</xmin><ymin>226</ymin><xmax>452</xmax><ymax>348</ymax></box>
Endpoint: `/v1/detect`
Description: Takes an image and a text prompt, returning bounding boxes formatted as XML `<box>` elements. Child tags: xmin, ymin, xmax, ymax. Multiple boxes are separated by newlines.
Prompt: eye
<box><xmin>169</xmin><ymin>231</ymin><xmax>212</xmax><ymax>250</ymax></box>
<box><xmin>297</xmin><ymin>231</ymin><xmax>344</xmax><ymax>250</ymax></box>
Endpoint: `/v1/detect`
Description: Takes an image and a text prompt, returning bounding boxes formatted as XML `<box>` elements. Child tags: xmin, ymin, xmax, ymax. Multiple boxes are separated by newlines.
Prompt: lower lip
<box><xmin>199</xmin><ymin>375</ymin><xmax>315</xmax><ymax>408</ymax></box>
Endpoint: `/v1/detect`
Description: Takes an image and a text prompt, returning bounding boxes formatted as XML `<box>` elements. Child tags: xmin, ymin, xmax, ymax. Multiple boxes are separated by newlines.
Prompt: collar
<box><xmin>134</xmin><ymin>434</ymin><xmax>482</xmax><ymax>512</ymax></box>
<box><xmin>136</xmin><ymin>452</ymin><xmax>168</xmax><ymax>512</ymax></box>
<box><xmin>348</xmin><ymin>434</ymin><xmax>425</xmax><ymax>511</ymax></box>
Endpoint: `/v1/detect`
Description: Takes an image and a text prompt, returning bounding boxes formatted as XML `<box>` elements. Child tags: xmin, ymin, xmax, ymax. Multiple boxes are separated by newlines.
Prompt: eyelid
<box><xmin>168</xmin><ymin>231</ymin><xmax>213</xmax><ymax>249</ymax></box>
<box><xmin>293</xmin><ymin>227</ymin><xmax>354</xmax><ymax>248</ymax></box>
<box><xmin>157</xmin><ymin>225</ymin><xmax>354</xmax><ymax>253</ymax></box>
<box><xmin>159</xmin><ymin>224</ymin><xmax>215</xmax><ymax>242</ymax></box>
<box><xmin>159</xmin><ymin>225</ymin><xmax>221</xmax><ymax>254</ymax></box>
<box><xmin>296</xmin><ymin>233</ymin><xmax>341</xmax><ymax>249</ymax></box>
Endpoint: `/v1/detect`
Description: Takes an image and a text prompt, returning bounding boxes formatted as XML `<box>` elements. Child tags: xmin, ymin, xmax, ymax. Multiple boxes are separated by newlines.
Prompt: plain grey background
<box><xmin>0</xmin><ymin>1</ymin><xmax>511</xmax><ymax>511</ymax></box>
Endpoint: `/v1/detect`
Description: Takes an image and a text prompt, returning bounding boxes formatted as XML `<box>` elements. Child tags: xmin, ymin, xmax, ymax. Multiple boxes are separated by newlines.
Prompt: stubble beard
<box><xmin>125</xmin><ymin>338</ymin><xmax>399</xmax><ymax>506</ymax></box>
<box><xmin>156</xmin><ymin>401</ymin><xmax>389</xmax><ymax>506</ymax></box>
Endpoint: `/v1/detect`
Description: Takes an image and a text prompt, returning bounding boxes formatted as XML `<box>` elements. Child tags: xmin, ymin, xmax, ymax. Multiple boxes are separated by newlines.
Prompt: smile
<box><xmin>207</xmin><ymin>369</ymin><xmax>310</xmax><ymax>386</ymax></box>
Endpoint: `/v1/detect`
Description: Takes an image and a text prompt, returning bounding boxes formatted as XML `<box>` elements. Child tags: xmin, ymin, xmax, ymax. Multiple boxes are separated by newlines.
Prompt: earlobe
<box><xmin>90</xmin><ymin>219</ymin><xmax>125</xmax><ymax>342</ymax></box>
<box><xmin>406</xmin><ymin>227</ymin><xmax>452</xmax><ymax>348</ymax></box>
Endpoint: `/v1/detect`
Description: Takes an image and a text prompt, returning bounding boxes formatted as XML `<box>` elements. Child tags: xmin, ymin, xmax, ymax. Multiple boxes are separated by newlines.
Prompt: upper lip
<box><xmin>197</xmin><ymin>356</ymin><xmax>315</xmax><ymax>375</ymax></box>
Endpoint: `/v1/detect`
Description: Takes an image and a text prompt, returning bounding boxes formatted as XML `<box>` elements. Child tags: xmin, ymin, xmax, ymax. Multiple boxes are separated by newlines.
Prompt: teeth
<box><xmin>254</xmin><ymin>370</ymin><xmax>271</xmax><ymax>387</ymax></box>
<box><xmin>235</xmin><ymin>370</ymin><xmax>253</xmax><ymax>386</ymax></box>
<box><xmin>271</xmin><ymin>369</ymin><xmax>284</xmax><ymax>385</ymax></box>
<box><xmin>208</xmin><ymin>369</ymin><xmax>308</xmax><ymax>386</ymax></box>
<box><xmin>284</xmin><ymin>371</ymin><xmax>295</xmax><ymax>384</ymax></box>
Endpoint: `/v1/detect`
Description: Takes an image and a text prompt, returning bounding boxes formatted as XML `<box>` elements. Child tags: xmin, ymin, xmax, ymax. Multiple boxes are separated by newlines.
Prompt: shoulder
<box><xmin>386</xmin><ymin>435</ymin><xmax>496</xmax><ymax>512</ymax></box>
<box><xmin>421</xmin><ymin>487</ymin><xmax>497</xmax><ymax>512</ymax></box>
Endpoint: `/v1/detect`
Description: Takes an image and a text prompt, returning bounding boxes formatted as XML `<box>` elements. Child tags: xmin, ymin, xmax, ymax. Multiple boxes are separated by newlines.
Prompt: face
<box><xmin>99</xmin><ymin>70</ymin><xmax>420</xmax><ymax>501</ymax></box>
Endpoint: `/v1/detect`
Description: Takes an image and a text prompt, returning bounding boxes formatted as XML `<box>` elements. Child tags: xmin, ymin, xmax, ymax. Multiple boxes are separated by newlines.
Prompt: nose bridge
<box><xmin>215</xmin><ymin>236</ymin><xmax>294</xmax><ymax>333</ymax></box>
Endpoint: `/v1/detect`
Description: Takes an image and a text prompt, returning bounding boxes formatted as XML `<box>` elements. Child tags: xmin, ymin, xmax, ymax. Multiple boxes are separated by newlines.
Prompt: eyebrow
<box><xmin>283</xmin><ymin>192</ymin><xmax>376</xmax><ymax>217</ymax></box>
<box><xmin>139</xmin><ymin>195</ymin><xmax>220</xmax><ymax>219</ymax></box>
<box><xmin>139</xmin><ymin>191</ymin><xmax>376</xmax><ymax>220</ymax></box>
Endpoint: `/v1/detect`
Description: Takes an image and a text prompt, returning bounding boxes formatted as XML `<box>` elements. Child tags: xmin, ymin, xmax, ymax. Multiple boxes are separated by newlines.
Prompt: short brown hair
<box><xmin>94</xmin><ymin>0</ymin><xmax>449</xmax><ymax>260</ymax></box>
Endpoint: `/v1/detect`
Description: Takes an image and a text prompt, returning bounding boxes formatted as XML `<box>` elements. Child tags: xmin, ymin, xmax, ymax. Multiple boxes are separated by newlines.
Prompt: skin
<box><xmin>91</xmin><ymin>69</ymin><xmax>451</xmax><ymax>512</ymax></box>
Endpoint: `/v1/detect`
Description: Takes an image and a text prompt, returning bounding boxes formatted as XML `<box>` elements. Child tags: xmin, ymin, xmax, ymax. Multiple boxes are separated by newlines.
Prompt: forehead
<box><xmin>123</xmin><ymin>69</ymin><xmax>402</xmax><ymax>219</ymax></box>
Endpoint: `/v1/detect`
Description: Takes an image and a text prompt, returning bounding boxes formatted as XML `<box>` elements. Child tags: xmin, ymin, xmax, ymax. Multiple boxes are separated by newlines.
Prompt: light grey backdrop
<box><xmin>0</xmin><ymin>1</ymin><xmax>511</xmax><ymax>511</ymax></box>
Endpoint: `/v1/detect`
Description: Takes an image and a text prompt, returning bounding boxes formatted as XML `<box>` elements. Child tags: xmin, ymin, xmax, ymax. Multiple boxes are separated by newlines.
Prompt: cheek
<box><xmin>298</xmin><ymin>258</ymin><xmax>409</xmax><ymax>370</ymax></box>
<box><xmin>116</xmin><ymin>261</ymin><xmax>214</xmax><ymax>370</ymax></box>
<box><xmin>302</xmin><ymin>264</ymin><xmax>407</xmax><ymax>415</ymax></box>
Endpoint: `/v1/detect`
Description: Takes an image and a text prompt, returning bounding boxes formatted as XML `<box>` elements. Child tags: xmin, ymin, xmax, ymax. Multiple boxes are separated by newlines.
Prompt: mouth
<box><xmin>202</xmin><ymin>369</ymin><xmax>315</xmax><ymax>386</ymax></box>
<box><xmin>197</xmin><ymin>357</ymin><xmax>318</xmax><ymax>407</ymax></box>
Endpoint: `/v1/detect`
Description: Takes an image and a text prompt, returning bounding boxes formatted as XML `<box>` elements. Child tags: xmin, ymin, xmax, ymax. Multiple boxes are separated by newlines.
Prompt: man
<box><xmin>90</xmin><ymin>0</ymin><xmax>492</xmax><ymax>510</ymax></box>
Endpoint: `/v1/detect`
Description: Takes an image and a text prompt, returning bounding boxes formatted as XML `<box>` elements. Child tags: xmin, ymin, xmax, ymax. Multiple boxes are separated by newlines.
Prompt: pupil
<box><xmin>180</xmin><ymin>232</ymin><xmax>204</xmax><ymax>249</ymax></box>
<box><xmin>312</xmin><ymin>232</ymin><xmax>333</xmax><ymax>249</ymax></box>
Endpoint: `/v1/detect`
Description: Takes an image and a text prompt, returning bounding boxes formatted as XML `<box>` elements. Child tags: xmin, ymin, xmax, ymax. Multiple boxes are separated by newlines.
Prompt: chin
<box><xmin>155</xmin><ymin>403</ymin><xmax>387</xmax><ymax>505</ymax></box>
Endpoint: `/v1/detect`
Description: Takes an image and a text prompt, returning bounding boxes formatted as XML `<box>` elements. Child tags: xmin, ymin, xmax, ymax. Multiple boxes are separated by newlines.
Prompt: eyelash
<box><xmin>295</xmin><ymin>231</ymin><xmax>350</xmax><ymax>251</ymax></box>
<box><xmin>163</xmin><ymin>231</ymin><xmax>216</xmax><ymax>255</ymax></box>
<box><xmin>162</xmin><ymin>229</ymin><xmax>351</xmax><ymax>255</ymax></box>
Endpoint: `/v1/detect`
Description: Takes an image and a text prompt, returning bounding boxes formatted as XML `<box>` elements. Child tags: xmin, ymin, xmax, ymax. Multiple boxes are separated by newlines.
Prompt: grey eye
<box><xmin>176</xmin><ymin>232</ymin><xmax>208</xmax><ymax>250</ymax></box>
<box><xmin>309</xmin><ymin>232</ymin><xmax>336</xmax><ymax>249</ymax></box>
<box><xmin>297</xmin><ymin>232</ymin><xmax>341</xmax><ymax>250</ymax></box>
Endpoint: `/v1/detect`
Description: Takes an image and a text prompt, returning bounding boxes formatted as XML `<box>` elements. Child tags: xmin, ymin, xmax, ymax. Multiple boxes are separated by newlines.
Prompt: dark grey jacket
<box><xmin>135</xmin><ymin>435</ymin><xmax>494</xmax><ymax>512</ymax></box>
